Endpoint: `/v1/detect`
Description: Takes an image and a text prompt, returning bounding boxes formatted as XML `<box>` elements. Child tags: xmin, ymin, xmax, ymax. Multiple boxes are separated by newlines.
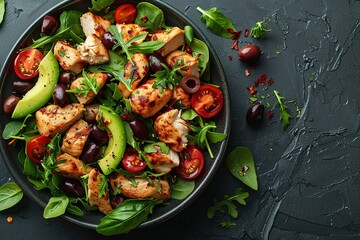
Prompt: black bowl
<box><xmin>0</xmin><ymin>0</ymin><xmax>230</xmax><ymax>230</ymax></box>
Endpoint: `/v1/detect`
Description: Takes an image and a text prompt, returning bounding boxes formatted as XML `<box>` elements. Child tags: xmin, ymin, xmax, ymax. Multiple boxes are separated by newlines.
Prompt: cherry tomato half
<box><xmin>114</xmin><ymin>4</ymin><xmax>137</xmax><ymax>24</ymax></box>
<box><xmin>177</xmin><ymin>146</ymin><xmax>204</xmax><ymax>180</ymax></box>
<box><xmin>14</xmin><ymin>49</ymin><xmax>44</xmax><ymax>80</ymax></box>
<box><xmin>191</xmin><ymin>84</ymin><xmax>224</xmax><ymax>118</ymax></box>
<box><xmin>26</xmin><ymin>135</ymin><xmax>51</xmax><ymax>164</ymax></box>
<box><xmin>122</xmin><ymin>148</ymin><xmax>147</xmax><ymax>173</ymax></box>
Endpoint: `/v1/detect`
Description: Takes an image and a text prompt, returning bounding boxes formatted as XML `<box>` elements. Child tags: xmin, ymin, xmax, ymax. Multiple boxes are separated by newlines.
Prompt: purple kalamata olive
<box><xmin>110</xmin><ymin>195</ymin><xmax>124</xmax><ymax>209</ymax></box>
<box><xmin>53</xmin><ymin>84</ymin><xmax>69</xmax><ymax>107</ymax></box>
<box><xmin>41</xmin><ymin>15</ymin><xmax>59</xmax><ymax>36</ymax></box>
<box><xmin>246</xmin><ymin>102</ymin><xmax>264</xmax><ymax>125</ymax></box>
<box><xmin>84</xmin><ymin>104</ymin><xmax>100</xmax><ymax>123</ymax></box>
<box><xmin>101</xmin><ymin>32</ymin><xmax>118</xmax><ymax>50</ymax></box>
<box><xmin>13</xmin><ymin>79</ymin><xmax>35</xmax><ymax>94</ymax></box>
<box><xmin>238</xmin><ymin>44</ymin><xmax>261</xmax><ymax>64</ymax></box>
<box><xmin>129</xmin><ymin>119</ymin><xmax>148</xmax><ymax>140</ymax></box>
<box><xmin>59</xmin><ymin>71</ymin><xmax>75</xmax><ymax>85</ymax></box>
<box><xmin>90</xmin><ymin>125</ymin><xmax>109</xmax><ymax>146</ymax></box>
<box><xmin>60</xmin><ymin>178</ymin><xmax>85</xmax><ymax>197</ymax></box>
<box><xmin>149</xmin><ymin>53</ymin><xmax>165</xmax><ymax>73</ymax></box>
<box><xmin>180</xmin><ymin>75</ymin><xmax>201</xmax><ymax>94</ymax></box>
<box><xmin>3</xmin><ymin>95</ymin><xmax>20</xmax><ymax>114</ymax></box>
<box><xmin>80</xmin><ymin>142</ymin><xmax>101</xmax><ymax>164</ymax></box>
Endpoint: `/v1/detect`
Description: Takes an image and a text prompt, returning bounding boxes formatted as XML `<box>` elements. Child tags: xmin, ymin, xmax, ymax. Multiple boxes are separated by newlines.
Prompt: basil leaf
<box><xmin>134</xmin><ymin>2</ymin><xmax>165</xmax><ymax>33</ymax></box>
<box><xmin>197</xmin><ymin>7</ymin><xmax>236</xmax><ymax>39</ymax></box>
<box><xmin>96</xmin><ymin>199</ymin><xmax>162</xmax><ymax>236</ymax></box>
<box><xmin>184</xmin><ymin>26</ymin><xmax>194</xmax><ymax>46</ymax></box>
<box><xmin>181</xmin><ymin>109</ymin><xmax>199</xmax><ymax>121</ymax></box>
<box><xmin>128</xmin><ymin>41</ymin><xmax>165</xmax><ymax>54</ymax></box>
<box><xmin>171</xmin><ymin>178</ymin><xmax>195</xmax><ymax>200</ymax></box>
<box><xmin>43</xmin><ymin>196</ymin><xmax>69</xmax><ymax>219</ymax></box>
<box><xmin>191</xmin><ymin>38</ymin><xmax>209</xmax><ymax>78</ymax></box>
<box><xmin>89</xmin><ymin>0</ymin><xmax>114</xmax><ymax>12</ymax></box>
<box><xmin>66</xmin><ymin>202</ymin><xmax>84</xmax><ymax>216</ymax></box>
<box><xmin>225</xmin><ymin>147</ymin><xmax>258</xmax><ymax>190</ymax></box>
<box><xmin>0</xmin><ymin>182</ymin><xmax>23</xmax><ymax>211</ymax></box>
<box><xmin>0</xmin><ymin>0</ymin><xmax>5</xmax><ymax>25</ymax></box>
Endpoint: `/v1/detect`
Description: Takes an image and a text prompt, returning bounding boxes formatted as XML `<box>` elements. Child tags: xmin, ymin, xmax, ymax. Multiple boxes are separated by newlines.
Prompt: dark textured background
<box><xmin>1</xmin><ymin>0</ymin><xmax>359</xmax><ymax>239</ymax></box>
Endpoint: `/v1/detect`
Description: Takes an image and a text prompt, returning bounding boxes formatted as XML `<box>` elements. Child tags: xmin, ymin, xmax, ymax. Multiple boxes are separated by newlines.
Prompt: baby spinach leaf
<box><xmin>96</xmin><ymin>199</ymin><xmax>162</xmax><ymax>236</ymax></box>
<box><xmin>207</xmin><ymin>188</ymin><xmax>248</xmax><ymax>219</ymax></box>
<box><xmin>66</xmin><ymin>202</ymin><xmax>84</xmax><ymax>216</ymax></box>
<box><xmin>134</xmin><ymin>2</ymin><xmax>165</xmax><ymax>33</ymax></box>
<box><xmin>89</xmin><ymin>50</ymin><xmax>126</xmax><ymax>73</ymax></box>
<box><xmin>0</xmin><ymin>182</ymin><xmax>23</xmax><ymax>211</ymax></box>
<box><xmin>171</xmin><ymin>178</ymin><xmax>195</xmax><ymax>200</ymax></box>
<box><xmin>2</xmin><ymin>114</ymin><xmax>33</xmax><ymax>140</ymax></box>
<box><xmin>197</xmin><ymin>7</ymin><xmax>236</xmax><ymax>39</ymax></box>
<box><xmin>43</xmin><ymin>196</ymin><xmax>69</xmax><ymax>219</ymax></box>
<box><xmin>89</xmin><ymin>0</ymin><xmax>114</xmax><ymax>12</ymax></box>
<box><xmin>191</xmin><ymin>38</ymin><xmax>209</xmax><ymax>78</ymax></box>
<box><xmin>225</xmin><ymin>147</ymin><xmax>258</xmax><ymax>190</ymax></box>
<box><xmin>184</xmin><ymin>26</ymin><xmax>194</xmax><ymax>46</ymax></box>
<box><xmin>0</xmin><ymin>0</ymin><xmax>5</xmax><ymax>25</ymax></box>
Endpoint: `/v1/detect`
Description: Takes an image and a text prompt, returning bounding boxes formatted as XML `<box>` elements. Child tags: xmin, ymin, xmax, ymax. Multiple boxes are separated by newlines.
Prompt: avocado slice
<box><xmin>97</xmin><ymin>105</ymin><xmax>126</xmax><ymax>175</ymax></box>
<box><xmin>12</xmin><ymin>51</ymin><xmax>59</xmax><ymax>119</ymax></box>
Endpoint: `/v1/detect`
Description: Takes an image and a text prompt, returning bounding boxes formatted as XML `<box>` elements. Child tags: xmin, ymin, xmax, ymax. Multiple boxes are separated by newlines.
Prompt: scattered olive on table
<box><xmin>81</xmin><ymin>142</ymin><xmax>101</xmax><ymax>164</ymax></box>
<box><xmin>101</xmin><ymin>32</ymin><xmax>118</xmax><ymax>50</ymax></box>
<box><xmin>90</xmin><ymin>125</ymin><xmax>109</xmax><ymax>146</ymax></box>
<box><xmin>129</xmin><ymin>119</ymin><xmax>148</xmax><ymax>140</ymax></box>
<box><xmin>41</xmin><ymin>15</ymin><xmax>59</xmax><ymax>36</ymax></box>
<box><xmin>58</xmin><ymin>71</ymin><xmax>75</xmax><ymax>85</ymax></box>
<box><xmin>148</xmin><ymin>53</ymin><xmax>165</xmax><ymax>73</ymax></box>
<box><xmin>3</xmin><ymin>95</ymin><xmax>20</xmax><ymax>114</ymax></box>
<box><xmin>180</xmin><ymin>75</ymin><xmax>201</xmax><ymax>94</ymax></box>
<box><xmin>246</xmin><ymin>102</ymin><xmax>265</xmax><ymax>125</ymax></box>
<box><xmin>53</xmin><ymin>83</ymin><xmax>69</xmax><ymax>107</ymax></box>
<box><xmin>13</xmin><ymin>79</ymin><xmax>35</xmax><ymax>94</ymax></box>
<box><xmin>60</xmin><ymin>178</ymin><xmax>85</xmax><ymax>197</ymax></box>
<box><xmin>238</xmin><ymin>44</ymin><xmax>261</xmax><ymax>64</ymax></box>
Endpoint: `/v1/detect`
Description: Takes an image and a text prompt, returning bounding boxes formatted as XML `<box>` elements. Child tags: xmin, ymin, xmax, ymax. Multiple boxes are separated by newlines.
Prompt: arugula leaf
<box><xmin>0</xmin><ymin>182</ymin><xmax>23</xmax><ymax>211</ymax></box>
<box><xmin>197</xmin><ymin>7</ymin><xmax>236</xmax><ymax>39</ymax></box>
<box><xmin>273</xmin><ymin>90</ymin><xmax>292</xmax><ymax>130</ymax></box>
<box><xmin>171</xmin><ymin>178</ymin><xmax>195</xmax><ymax>200</ymax></box>
<box><xmin>97</xmin><ymin>174</ymin><xmax>108</xmax><ymax>198</ymax></box>
<box><xmin>89</xmin><ymin>0</ymin><xmax>114</xmax><ymax>12</ymax></box>
<box><xmin>128</xmin><ymin>41</ymin><xmax>165</xmax><ymax>54</ymax></box>
<box><xmin>225</xmin><ymin>147</ymin><xmax>258</xmax><ymax>190</ymax></box>
<box><xmin>67</xmin><ymin>70</ymin><xmax>101</xmax><ymax>96</ymax></box>
<box><xmin>0</xmin><ymin>0</ymin><xmax>5</xmax><ymax>25</ymax></box>
<box><xmin>96</xmin><ymin>199</ymin><xmax>162</xmax><ymax>235</ymax></box>
<box><xmin>89</xmin><ymin>50</ymin><xmax>126</xmax><ymax>73</ymax></box>
<box><xmin>43</xmin><ymin>196</ymin><xmax>69</xmax><ymax>219</ymax></box>
<box><xmin>207</xmin><ymin>188</ymin><xmax>249</xmax><ymax>219</ymax></box>
<box><xmin>250</xmin><ymin>21</ymin><xmax>271</xmax><ymax>39</ymax></box>
<box><xmin>219</xmin><ymin>221</ymin><xmax>236</xmax><ymax>228</ymax></box>
<box><xmin>152</xmin><ymin>60</ymin><xmax>185</xmax><ymax>93</ymax></box>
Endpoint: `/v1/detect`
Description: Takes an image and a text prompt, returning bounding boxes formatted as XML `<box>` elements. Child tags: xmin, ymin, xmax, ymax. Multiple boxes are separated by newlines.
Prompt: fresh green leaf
<box><xmin>184</xmin><ymin>26</ymin><xmax>194</xmax><ymax>46</ymax></box>
<box><xmin>128</xmin><ymin>41</ymin><xmax>165</xmax><ymax>54</ymax></box>
<box><xmin>67</xmin><ymin>70</ymin><xmax>101</xmax><ymax>96</ymax></box>
<box><xmin>219</xmin><ymin>221</ymin><xmax>237</xmax><ymax>228</ymax></box>
<box><xmin>0</xmin><ymin>0</ymin><xmax>5</xmax><ymax>25</ymax></box>
<box><xmin>96</xmin><ymin>199</ymin><xmax>162</xmax><ymax>236</ymax></box>
<box><xmin>66</xmin><ymin>201</ymin><xmax>84</xmax><ymax>216</ymax></box>
<box><xmin>171</xmin><ymin>178</ymin><xmax>195</xmax><ymax>200</ymax></box>
<box><xmin>97</xmin><ymin>174</ymin><xmax>108</xmax><ymax>198</ymax></box>
<box><xmin>144</xmin><ymin>142</ymin><xmax>169</xmax><ymax>154</ymax></box>
<box><xmin>2</xmin><ymin>114</ymin><xmax>34</xmax><ymax>140</ymax></box>
<box><xmin>89</xmin><ymin>0</ymin><xmax>114</xmax><ymax>12</ymax></box>
<box><xmin>89</xmin><ymin>51</ymin><xmax>126</xmax><ymax>73</ymax></box>
<box><xmin>43</xmin><ymin>196</ymin><xmax>69</xmax><ymax>219</ymax></box>
<box><xmin>250</xmin><ymin>21</ymin><xmax>271</xmax><ymax>39</ymax></box>
<box><xmin>191</xmin><ymin>38</ymin><xmax>209</xmax><ymax>77</ymax></box>
<box><xmin>273</xmin><ymin>90</ymin><xmax>292</xmax><ymax>130</ymax></box>
<box><xmin>225</xmin><ymin>147</ymin><xmax>258</xmax><ymax>190</ymax></box>
<box><xmin>207</xmin><ymin>131</ymin><xmax>227</xmax><ymax>144</ymax></box>
<box><xmin>197</xmin><ymin>7</ymin><xmax>236</xmax><ymax>39</ymax></box>
<box><xmin>182</xmin><ymin>109</ymin><xmax>200</xmax><ymax>121</ymax></box>
<box><xmin>134</xmin><ymin>2</ymin><xmax>165</xmax><ymax>33</ymax></box>
<box><xmin>207</xmin><ymin>188</ymin><xmax>249</xmax><ymax>219</ymax></box>
<box><xmin>152</xmin><ymin>60</ymin><xmax>186</xmax><ymax>92</ymax></box>
<box><xmin>0</xmin><ymin>182</ymin><xmax>23</xmax><ymax>211</ymax></box>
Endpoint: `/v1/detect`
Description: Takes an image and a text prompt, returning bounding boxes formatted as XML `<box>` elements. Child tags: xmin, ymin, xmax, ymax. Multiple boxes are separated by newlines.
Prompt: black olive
<box><xmin>59</xmin><ymin>71</ymin><xmax>75</xmax><ymax>85</ymax></box>
<box><xmin>101</xmin><ymin>32</ymin><xmax>118</xmax><ymax>50</ymax></box>
<box><xmin>180</xmin><ymin>75</ymin><xmax>201</xmax><ymax>94</ymax></box>
<box><xmin>53</xmin><ymin>84</ymin><xmax>69</xmax><ymax>107</ymax></box>
<box><xmin>3</xmin><ymin>95</ymin><xmax>20</xmax><ymax>114</ymax></box>
<box><xmin>148</xmin><ymin>53</ymin><xmax>165</xmax><ymax>73</ymax></box>
<box><xmin>90</xmin><ymin>125</ymin><xmax>109</xmax><ymax>146</ymax></box>
<box><xmin>60</xmin><ymin>178</ymin><xmax>85</xmax><ymax>197</ymax></box>
<box><xmin>129</xmin><ymin>119</ymin><xmax>148</xmax><ymax>140</ymax></box>
<box><xmin>41</xmin><ymin>15</ymin><xmax>59</xmax><ymax>36</ymax></box>
<box><xmin>246</xmin><ymin>102</ymin><xmax>264</xmax><ymax>125</ymax></box>
<box><xmin>13</xmin><ymin>79</ymin><xmax>35</xmax><ymax>94</ymax></box>
<box><xmin>80</xmin><ymin>142</ymin><xmax>101</xmax><ymax>164</ymax></box>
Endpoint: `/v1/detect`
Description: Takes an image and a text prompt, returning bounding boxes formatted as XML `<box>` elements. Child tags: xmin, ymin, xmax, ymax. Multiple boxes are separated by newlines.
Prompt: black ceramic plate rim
<box><xmin>0</xmin><ymin>0</ymin><xmax>230</xmax><ymax>230</ymax></box>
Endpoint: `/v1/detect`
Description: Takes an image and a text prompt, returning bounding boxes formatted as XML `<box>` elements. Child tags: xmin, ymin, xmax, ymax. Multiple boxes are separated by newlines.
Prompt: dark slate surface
<box><xmin>1</xmin><ymin>0</ymin><xmax>359</xmax><ymax>239</ymax></box>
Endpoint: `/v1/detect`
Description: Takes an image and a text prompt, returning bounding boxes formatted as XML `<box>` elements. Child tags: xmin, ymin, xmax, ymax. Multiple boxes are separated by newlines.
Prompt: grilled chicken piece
<box><xmin>56</xmin><ymin>153</ymin><xmax>93</xmax><ymax>179</ymax></box>
<box><xmin>169</xmin><ymin>86</ymin><xmax>191</xmax><ymax>109</ymax></box>
<box><xmin>61</xmin><ymin>119</ymin><xmax>92</xmax><ymax>157</ymax></box>
<box><xmin>54</xmin><ymin>41</ymin><xmax>84</xmax><ymax>74</ymax></box>
<box><xmin>154</xmin><ymin>109</ymin><xmax>189</xmax><ymax>152</ymax></box>
<box><xmin>116</xmin><ymin>24</ymin><xmax>147</xmax><ymax>44</ymax></box>
<box><xmin>146</xmin><ymin>148</ymin><xmax>180</xmax><ymax>173</ymax></box>
<box><xmin>166</xmin><ymin>50</ymin><xmax>199</xmax><ymax>77</ymax></box>
<box><xmin>70</xmin><ymin>73</ymin><xmax>108</xmax><ymax>104</ymax></box>
<box><xmin>80</xmin><ymin>12</ymin><xmax>111</xmax><ymax>38</ymax></box>
<box><xmin>88</xmin><ymin>169</ymin><xmax>113</xmax><ymax>214</ymax></box>
<box><xmin>129</xmin><ymin>79</ymin><xmax>172</xmax><ymax>118</ymax></box>
<box><xmin>109</xmin><ymin>173</ymin><xmax>171</xmax><ymax>200</ymax></box>
<box><xmin>151</xmin><ymin>27</ymin><xmax>185</xmax><ymax>56</ymax></box>
<box><xmin>77</xmin><ymin>34</ymin><xmax>110</xmax><ymax>65</ymax></box>
<box><xmin>118</xmin><ymin>53</ymin><xmax>149</xmax><ymax>98</ymax></box>
<box><xmin>35</xmin><ymin>104</ymin><xmax>85</xmax><ymax>137</ymax></box>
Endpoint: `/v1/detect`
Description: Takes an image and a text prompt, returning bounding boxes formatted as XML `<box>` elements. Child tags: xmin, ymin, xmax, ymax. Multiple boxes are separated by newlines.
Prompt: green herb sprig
<box><xmin>67</xmin><ymin>70</ymin><xmax>101</xmax><ymax>96</ymax></box>
<box><xmin>152</xmin><ymin>59</ymin><xmax>186</xmax><ymax>93</ymax></box>
<box><xmin>250</xmin><ymin>21</ymin><xmax>271</xmax><ymax>39</ymax></box>
<box><xmin>273</xmin><ymin>90</ymin><xmax>292</xmax><ymax>130</ymax></box>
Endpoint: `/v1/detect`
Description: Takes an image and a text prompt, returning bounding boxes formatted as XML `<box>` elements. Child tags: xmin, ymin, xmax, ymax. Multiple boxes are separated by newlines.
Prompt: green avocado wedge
<box><xmin>97</xmin><ymin>105</ymin><xmax>126</xmax><ymax>175</ymax></box>
<box><xmin>12</xmin><ymin>51</ymin><xmax>59</xmax><ymax>119</ymax></box>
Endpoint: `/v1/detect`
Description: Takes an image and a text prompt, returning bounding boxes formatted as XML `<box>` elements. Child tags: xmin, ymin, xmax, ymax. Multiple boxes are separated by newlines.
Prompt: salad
<box><xmin>1</xmin><ymin>0</ymin><xmax>227</xmax><ymax>235</ymax></box>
